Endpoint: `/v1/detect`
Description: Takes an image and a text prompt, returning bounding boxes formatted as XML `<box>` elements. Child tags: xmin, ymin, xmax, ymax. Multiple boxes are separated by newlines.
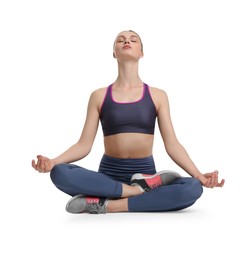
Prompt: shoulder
<box><xmin>88</xmin><ymin>87</ymin><xmax>109</xmax><ymax>112</ymax></box>
<box><xmin>148</xmin><ymin>86</ymin><xmax>169</xmax><ymax>107</ymax></box>
<box><xmin>91</xmin><ymin>87</ymin><xmax>108</xmax><ymax>98</ymax></box>
<box><xmin>148</xmin><ymin>86</ymin><xmax>167</xmax><ymax>96</ymax></box>
<box><xmin>88</xmin><ymin>87</ymin><xmax>108</xmax><ymax>103</ymax></box>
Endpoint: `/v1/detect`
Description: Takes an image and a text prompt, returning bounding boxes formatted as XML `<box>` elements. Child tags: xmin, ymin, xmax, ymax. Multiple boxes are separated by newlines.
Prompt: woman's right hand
<box><xmin>197</xmin><ymin>171</ymin><xmax>225</xmax><ymax>188</ymax></box>
<box><xmin>32</xmin><ymin>155</ymin><xmax>56</xmax><ymax>173</ymax></box>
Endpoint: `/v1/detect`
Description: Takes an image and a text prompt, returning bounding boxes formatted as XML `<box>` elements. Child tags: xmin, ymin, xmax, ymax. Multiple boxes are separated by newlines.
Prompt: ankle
<box><xmin>106</xmin><ymin>199</ymin><xmax>128</xmax><ymax>213</ymax></box>
<box><xmin>134</xmin><ymin>185</ymin><xmax>144</xmax><ymax>194</ymax></box>
<box><xmin>121</xmin><ymin>184</ymin><xmax>143</xmax><ymax>198</ymax></box>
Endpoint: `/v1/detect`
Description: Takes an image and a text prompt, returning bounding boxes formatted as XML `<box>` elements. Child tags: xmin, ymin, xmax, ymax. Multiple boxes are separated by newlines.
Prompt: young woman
<box><xmin>32</xmin><ymin>30</ymin><xmax>225</xmax><ymax>214</ymax></box>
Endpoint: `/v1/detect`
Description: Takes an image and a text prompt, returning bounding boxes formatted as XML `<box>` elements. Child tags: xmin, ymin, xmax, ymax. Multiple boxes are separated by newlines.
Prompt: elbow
<box><xmin>85</xmin><ymin>147</ymin><xmax>92</xmax><ymax>157</ymax></box>
<box><xmin>164</xmin><ymin>140</ymin><xmax>182</xmax><ymax>155</ymax></box>
<box><xmin>76</xmin><ymin>141</ymin><xmax>92</xmax><ymax>159</ymax></box>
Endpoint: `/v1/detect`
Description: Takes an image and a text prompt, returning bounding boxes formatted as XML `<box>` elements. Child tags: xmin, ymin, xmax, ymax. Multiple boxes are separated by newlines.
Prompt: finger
<box><xmin>205</xmin><ymin>181</ymin><xmax>211</xmax><ymax>188</ymax></box>
<box><xmin>37</xmin><ymin>160</ymin><xmax>42</xmax><ymax>171</ymax></box>
<box><xmin>40</xmin><ymin>157</ymin><xmax>46</xmax><ymax>172</ymax></box>
<box><xmin>207</xmin><ymin>176</ymin><xmax>212</xmax><ymax>188</ymax></box>
<box><xmin>214</xmin><ymin>170</ymin><xmax>225</xmax><ymax>187</ymax></box>
<box><xmin>213</xmin><ymin>173</ymin><xmax>218</xmax><ymax>187</ymax></box>
<box><xmin>202</xmin><ymin>180</ymin><xmax>209</xmax><ymax>187</ymax></box>
<box><xmin>43</xmin><ymin>161</ymin><xmax>48</xmax><ymax>173</ymax></box>
<box><xmin>206</xmin><ymin>177</ymin><xmax>211</xmax><ymax>187</ymax></box>
<box><xmin>31</xmin><ymin>159</ymin><xmax>37</xmax><ymax>170</ymax></box>
<box><xmin>204</xmin><ymin>177</ymin><xmax>211</xmax><ymax>188</ymax></box>
<box><xmin>209</xmin><ymin>175</ymin><xmax>216</xmax><ymax>188</ymax></box>
<box><xmin>217</xmin><ymin>179</ymin><xmax>225</xmax><ymax>187</ymax></box>
<box><xmin>42</xmin><ymin>158</ymin><xmax>50</xmax><ymax>173</ymax></box>
<box><xmin>215</xmin><ymin>173</ymin><xmax>222</xmax><ymax>187</ymax></box>
<box><xmin>204</xmin><ymin>172</ymin><xmax>212</xmax><ymax>178</ymax></box>
<box><xmin>37</xmin><ymin>156</ymin><xmax>44</xmax><ymax>171</ymax></box>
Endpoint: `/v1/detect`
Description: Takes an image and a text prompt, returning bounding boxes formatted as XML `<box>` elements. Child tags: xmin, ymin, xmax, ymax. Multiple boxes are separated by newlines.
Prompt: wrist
<box><xmin>192</xmin><ymin>171</ymin><xmax>203</xmax><ymax>179</ymax></box>
<box><xmin>51</xmin><ymin>158</ymin><xmax>59</xmax><ymax>166</ymax></box>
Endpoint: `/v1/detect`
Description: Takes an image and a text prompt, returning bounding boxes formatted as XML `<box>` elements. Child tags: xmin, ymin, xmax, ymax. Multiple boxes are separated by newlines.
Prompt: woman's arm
<box><xmin>152</xmin><ymin>88</ymin><xmax>224</xmax><ymax>187</ymax></box>
<box><xmin>32</xmin><ymin>89</ymin><xmax>102</xmax><ymax>172</ymax></box>
<box><xmin>52</xmin><ymin>90</ymin><xmax>101</xmax><ymax>164</ymax></box>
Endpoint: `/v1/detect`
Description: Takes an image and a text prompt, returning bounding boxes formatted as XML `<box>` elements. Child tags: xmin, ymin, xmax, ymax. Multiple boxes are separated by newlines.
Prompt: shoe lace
<box><xmin>85</xmin><ymin>202</ymin><xmax>101</xmax><ymax>214</ymax></box>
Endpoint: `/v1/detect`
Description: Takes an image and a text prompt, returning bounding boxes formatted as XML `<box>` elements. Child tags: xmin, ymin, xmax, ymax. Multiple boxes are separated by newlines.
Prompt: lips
<box><xmin>123</xmin><ymin>45</ymin><xmax>131</xmax><ymax>49</ymax></box>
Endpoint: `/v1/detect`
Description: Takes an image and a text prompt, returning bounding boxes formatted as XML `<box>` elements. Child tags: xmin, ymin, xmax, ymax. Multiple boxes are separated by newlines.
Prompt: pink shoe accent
<box><xmin>85</xmin><ymin>197</ymin><xmax>100</xmax><ymax>204</ymax></box>
<box><xmin>145</xmin><ymin>175</ymin><xmax>162</xmax><ymax>189</ymax></box>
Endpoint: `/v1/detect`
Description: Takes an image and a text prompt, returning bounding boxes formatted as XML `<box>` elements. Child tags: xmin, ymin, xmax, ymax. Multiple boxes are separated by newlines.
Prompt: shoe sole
<box><xmin>131</xmin><ymin>170</ymin><xmax>181</xmax><ymax>182</ymax></box>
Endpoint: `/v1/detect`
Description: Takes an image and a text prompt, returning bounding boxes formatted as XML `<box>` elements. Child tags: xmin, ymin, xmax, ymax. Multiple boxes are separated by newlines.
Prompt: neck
<box><xmin>114</xmin><ymin>61</ymin><xmax>142</xmax><ymax>88</ymax></box>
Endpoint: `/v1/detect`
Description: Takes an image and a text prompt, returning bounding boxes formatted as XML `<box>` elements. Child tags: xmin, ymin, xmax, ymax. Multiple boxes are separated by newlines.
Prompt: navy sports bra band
<box><xmin>100</xmin><ymin>83</ymin><xmax>157</xmax><ymax>136</ymax></box>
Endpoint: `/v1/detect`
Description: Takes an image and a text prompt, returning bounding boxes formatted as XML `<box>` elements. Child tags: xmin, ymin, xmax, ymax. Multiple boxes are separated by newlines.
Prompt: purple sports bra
<box><xmin>100</xmin><ymin>83</ymin><xmax>157</xmax><ymax>136</ymax></box>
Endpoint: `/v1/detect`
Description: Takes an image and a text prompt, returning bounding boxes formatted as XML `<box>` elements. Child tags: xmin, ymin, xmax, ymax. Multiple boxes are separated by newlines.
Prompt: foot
<box><xmin>131</xmin><ymin>170</ymin><xmax>181</xmax><ymax>192</ymax></box>
<box><xmin>66</xmin><ymin>195</ymin><xmax>108</xmax><ymax>214</ymax></box>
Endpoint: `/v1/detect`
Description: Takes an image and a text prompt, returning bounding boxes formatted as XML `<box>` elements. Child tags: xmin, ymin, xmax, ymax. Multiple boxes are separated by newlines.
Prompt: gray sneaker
<box><xmin>66</xmin><ymin>195</ymin><xmax>108</xmax><ymax>214</ymax></box>
<box><xmin>131</xmin><ymin>170</ymin><xmax>181</xmax><ymax>192</ymax></box>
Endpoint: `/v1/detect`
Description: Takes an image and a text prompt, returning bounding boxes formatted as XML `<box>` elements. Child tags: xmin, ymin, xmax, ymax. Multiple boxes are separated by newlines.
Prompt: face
<box><xmin>113</xmin><ymin>31</ymin><xmax>144</xmax><ymax>61</ymax></box>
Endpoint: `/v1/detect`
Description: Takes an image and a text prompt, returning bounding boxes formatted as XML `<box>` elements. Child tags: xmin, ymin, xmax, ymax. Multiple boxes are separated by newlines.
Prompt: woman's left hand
<box><xmin>202</xmin><ymin>170</ymin><xmax>225</xmax><ymax>188</ymax></box>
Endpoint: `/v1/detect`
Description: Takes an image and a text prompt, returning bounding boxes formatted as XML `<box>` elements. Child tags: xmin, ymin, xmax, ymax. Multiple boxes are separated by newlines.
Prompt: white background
<box><xmin>1</xmin><ymin>0</ymin><xmax>250</xmax><ymax>259</ymax></box>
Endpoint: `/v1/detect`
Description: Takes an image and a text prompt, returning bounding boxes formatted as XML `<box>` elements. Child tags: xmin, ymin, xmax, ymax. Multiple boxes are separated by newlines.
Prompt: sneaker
<box><xmin>131</xmin><ymin>170</ymin><xmax>181</xmax><ymax>192</ymax></box>
<box><xmin>66</xmin><ymin>194</ymin><xmax>108</xmax><ymax>214</ymax></box>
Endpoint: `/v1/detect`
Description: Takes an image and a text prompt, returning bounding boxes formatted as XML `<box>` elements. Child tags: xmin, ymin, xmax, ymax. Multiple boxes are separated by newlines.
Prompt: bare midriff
<box><xmin>104</xmin><ymin>133</ymin><xmax>154</xmax><ymax>159</ymax></box>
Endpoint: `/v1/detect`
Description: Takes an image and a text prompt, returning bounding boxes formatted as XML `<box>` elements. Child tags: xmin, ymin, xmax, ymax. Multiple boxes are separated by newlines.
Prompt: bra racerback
<box><xmin>100</xmin><ymin>83</ymin><xmax>157</xmax><ymax>136</ymax></box>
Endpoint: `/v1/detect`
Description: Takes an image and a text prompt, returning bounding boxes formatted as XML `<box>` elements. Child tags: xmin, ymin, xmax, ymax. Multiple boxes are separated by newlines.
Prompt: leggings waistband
<box><xmin>98</xmin><ymin>154</ymin><xmax>156</xmax><ymax>184</ymax></box>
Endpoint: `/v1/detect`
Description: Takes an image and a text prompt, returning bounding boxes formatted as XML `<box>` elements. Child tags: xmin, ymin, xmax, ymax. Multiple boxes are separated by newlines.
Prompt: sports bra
<box><xmin>100</xmin><ymin>83</ymin><xmax>157</xmax><ymax>136</ymax></box>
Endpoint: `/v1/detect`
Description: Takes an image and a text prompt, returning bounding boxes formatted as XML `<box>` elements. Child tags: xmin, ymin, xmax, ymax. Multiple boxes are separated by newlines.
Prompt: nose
<box><xmin>124</xmin><ymin>41</ymin><xmax>129</xmax><ymax>44</ymax></box>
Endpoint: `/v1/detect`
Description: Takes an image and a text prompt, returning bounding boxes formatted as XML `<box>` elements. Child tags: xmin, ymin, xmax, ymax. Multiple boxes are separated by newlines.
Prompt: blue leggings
<box><xmin>50</xmin><ymin>154</ymin><xmax>203</xmax><ymax>212</ymax></box>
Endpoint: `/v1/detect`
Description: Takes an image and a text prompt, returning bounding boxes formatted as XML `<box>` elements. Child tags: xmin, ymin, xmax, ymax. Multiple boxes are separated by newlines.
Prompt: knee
<box><xmin>50</xmin><ymin>163</ymin><xmax>68</xmax><ymax>186</ymax></box>
<box><xmin>188</xmin><ymin>178</ymin><xmax>203</xmax><ymax>200</ymax></box>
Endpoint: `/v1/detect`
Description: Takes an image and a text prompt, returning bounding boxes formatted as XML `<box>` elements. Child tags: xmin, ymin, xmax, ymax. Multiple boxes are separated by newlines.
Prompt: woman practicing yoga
<box><xmin>32</xmin><ymin>30</ymin><xmax>225</xmax><ymax>214</ymax></box>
